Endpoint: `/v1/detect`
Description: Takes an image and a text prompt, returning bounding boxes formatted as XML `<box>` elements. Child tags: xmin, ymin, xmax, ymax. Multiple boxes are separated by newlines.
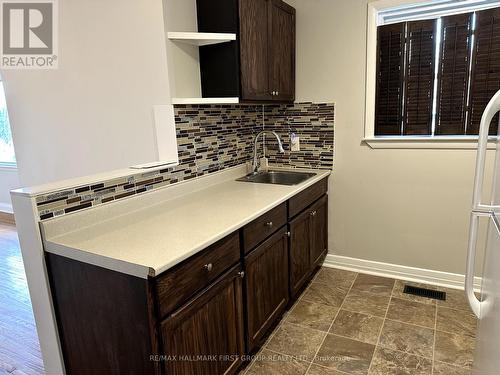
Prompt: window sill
<box><xmin>363</xmin><ymin>136</ymin><xmax>497</xmax><ymax>150</ymax></box>
<box><xmin>0</xmin><ymin>162</ymin><xmax>18</xmax><ymax>170</ymax></box>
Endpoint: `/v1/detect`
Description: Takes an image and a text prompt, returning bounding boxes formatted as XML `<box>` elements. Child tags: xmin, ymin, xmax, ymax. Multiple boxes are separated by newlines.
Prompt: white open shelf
<box><xmin>167</xmin><ymin>32</ymin><xmax>236</xmax><ymax>46</ymax></box>
<box><xmin>172</xmin><ymin>97</ymin><xmax>239</xmax><ymax>105</ymax></box>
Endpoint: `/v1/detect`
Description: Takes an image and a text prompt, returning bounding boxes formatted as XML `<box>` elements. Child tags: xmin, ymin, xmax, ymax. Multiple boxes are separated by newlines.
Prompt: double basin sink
<box><xmin>236</xmin><ymin>170</ymin><xmax>316</xmax><ymax>186</ymax></box>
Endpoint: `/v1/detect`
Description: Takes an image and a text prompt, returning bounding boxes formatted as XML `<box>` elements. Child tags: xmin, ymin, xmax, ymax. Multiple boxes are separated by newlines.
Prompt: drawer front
<box><xmin>242</xmin><ymin>202</ymin><xmax>287</xmax><ymax>253</ymax></box>
<box><xmin>288</xmin><ymin>177</ymin><xmax>328</xmax><ymax>219</ymax></box>
<box><xmin>156</xmin><ymin>232</ymin><xmax>240</xmax><ymax>318</ymax></box>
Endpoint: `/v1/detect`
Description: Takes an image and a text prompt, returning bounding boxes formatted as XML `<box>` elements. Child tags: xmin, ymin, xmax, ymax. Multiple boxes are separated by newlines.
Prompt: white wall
<box><xmin>0</xmin><ymin>167</ymin><xmax>20</xmax><ymax>210</ymax></box>
<box><xmin>293</xmin><ymin>0</ymin><xmax>491</xmax><ymax>275</ymax></box>
<box><xmin>2</xmin><ymin>0</ymin><xmax>173</xmax><ymax>188</ymax></box>
<box><xmin>3</xmin><ymin>1</ymin><xmax>174</xmax><ymax>374</ymax></box>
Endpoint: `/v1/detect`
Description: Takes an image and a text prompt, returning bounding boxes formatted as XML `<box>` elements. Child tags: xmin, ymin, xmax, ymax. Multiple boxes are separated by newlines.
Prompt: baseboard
<box><xmin>323</xmin><ymin>254</ymin><xmax>482</xmax><ymax>291</ymax></box>
<box><xmin>0</xmin><ymin>203</ymin><xmax>15</xmax><ymax>225</ymax></box>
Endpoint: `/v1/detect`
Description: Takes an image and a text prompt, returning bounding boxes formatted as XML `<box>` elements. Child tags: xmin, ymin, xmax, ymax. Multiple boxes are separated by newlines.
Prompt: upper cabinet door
<box><xmin>268</xmin><ymin>0</ymin><xmax>295</xmax><ymax>102</ymax></box>
<box><xmin>239</xmin><ymin>0</ymin><xmax>273</xmax><ymax>101</ymax></box>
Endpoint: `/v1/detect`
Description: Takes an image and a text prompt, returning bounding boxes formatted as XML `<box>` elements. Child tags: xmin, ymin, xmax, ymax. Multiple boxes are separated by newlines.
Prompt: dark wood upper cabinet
<box><xmin>244</xmin><ymin>228</ymin><xmax>289</xmax><ymax>352</ymax></box>
<box><xmin>268</xmin><ymin>0</ymin><xmax>296</xmax><ymax>102</ymax></box>
<box><xmin>197</xmin><ymin>0</ymin><xmax>295</xmax><ymax>102</ymax></box>
<box><xmin>161</xmin><ymin>265</ymin><xmax>245</xmax><ymax>375</ymax></box>
<box><xmin>239</xmin><ymin>0</ymin><xmax>272</xmax><ymax>101</ymax></box>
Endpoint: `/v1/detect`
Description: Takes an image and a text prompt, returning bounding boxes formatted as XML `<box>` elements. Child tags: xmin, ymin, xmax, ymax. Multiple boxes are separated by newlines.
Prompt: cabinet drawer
<box><xmin>242</xmin><ymin>203</ymin><xmax>287</xmax><ymax>253</ymax></box>
<box><xmin>156</xmin><ymin>232</ymin><xmax>240</xmax><ymax>318</ymax></box>
<box><xmin>288</xmin><ymin>177</ymin><xmax>328</xmax><ymax>219</ymax></box>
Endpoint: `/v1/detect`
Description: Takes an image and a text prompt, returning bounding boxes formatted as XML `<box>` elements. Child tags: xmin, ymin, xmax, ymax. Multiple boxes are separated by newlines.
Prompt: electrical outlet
<box><xmin>259</xmin><ymin>157</ymin><xmax>269</xmax><ymax>170</ymax></box>
<box><xmin>290</xmin><ymin>133</ymin><xmax>300</xmax><ymax>152</ymax></box>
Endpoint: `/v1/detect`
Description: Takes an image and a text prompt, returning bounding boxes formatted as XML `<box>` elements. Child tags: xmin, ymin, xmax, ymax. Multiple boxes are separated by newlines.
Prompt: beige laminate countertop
<box><xmin>41</xmin><ymin>168</ymin><xmax>331</xmax><ymax>278</ymax></box>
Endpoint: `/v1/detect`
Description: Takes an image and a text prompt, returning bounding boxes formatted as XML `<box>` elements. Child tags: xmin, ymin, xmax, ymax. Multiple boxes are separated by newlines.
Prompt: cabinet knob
<box><xmin>276</xmin><ymin>91</ymin><xmax>279</xmax><ymax>96</ymax></box>
<box><xmin>204</xmin><ymin>263</ymin><xmax>213</xmax><ymax>272</ymax></box>
<box><xmin>238</xmin><ymin>271</ymin><xmax>245</xmax><ymax>279</ymax></box>
<box><xmin>284</xmin><ymin>231</ymin><xmax>291</xmax><ymax>238</ymax></box>
<box><xmin>310</xmin><ymin>210</ymin><xmax>317</xmax><ymax>216</ymax></box>
<box><xmin>265</xmin><ymin>221</ymin><xmax>273</xmax><ymax>227</ymax></box>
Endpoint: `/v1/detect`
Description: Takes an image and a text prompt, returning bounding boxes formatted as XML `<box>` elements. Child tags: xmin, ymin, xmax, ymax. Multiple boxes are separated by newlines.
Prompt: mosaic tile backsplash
<box><xmin>265</xmin><ymin>103</ymin><xmax>335</xmax><ymax>169</ymax></box>
<box><xmin>36</xmin><ymin>102</ymin><xmax>334</xmax><ymax>221</ymax></box>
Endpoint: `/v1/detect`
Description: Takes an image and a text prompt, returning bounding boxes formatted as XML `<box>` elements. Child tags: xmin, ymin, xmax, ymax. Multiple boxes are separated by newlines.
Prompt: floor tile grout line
<box><xmin>383</xmin><ymin>316</ymin><xmax>436</xmax><ymax>331</ymax></box>
<box><xmin>433</xmin><ymin>359</ymin><xmax>475</xmax><ymax>371</ymax></box>
<box><xmin>374</xmin><ymin>344</ymin><xmax>435</xmax><ymax>361</ymax></box>
<box><xmin>304</xmin><ymin>271</ymin><xmax>359</xmax><ymax>374</ymax></box>
<box><xmin>262</xmin><ymin>347</ymin><xmax>313</xmax><ymax>365</ymax></box>
<box><xmin>259</xmin><ymin>346</ymin><xmax>357</xmax><ymax>375</ymax></box>
<box><xmin>366</xmin><ymin>279</ymin><xmax>396</xmax><ymax>374</ymax></box>
<box><xmin>307</xmin><ymin>361</ymin><xmax>353</xmax><ymax>375</ymax></box>
<box><xmin>437</xmin><ymin>304</ymin><xmax>478</xmax><ymax>315</ymax></box>
<box><xmin>284</xmin><ymin>318</ymin><xmax>382</xmax><ymax>347</ymax></box>
<box><xmin>390</xmin><ymin>294</ymin><xmax>437</xmax><ymax>307</ymax></box>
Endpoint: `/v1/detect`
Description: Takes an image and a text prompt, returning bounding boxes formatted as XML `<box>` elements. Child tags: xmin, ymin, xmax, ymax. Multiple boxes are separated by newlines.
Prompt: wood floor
<box><xmin>0</xmin><ymin>224</ymin><xmax>44</xmax><ymax>375</ymax></box>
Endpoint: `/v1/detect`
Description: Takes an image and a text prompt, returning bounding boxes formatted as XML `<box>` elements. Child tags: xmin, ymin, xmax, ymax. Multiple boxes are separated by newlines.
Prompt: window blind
<box><xmin>435</xmin><ymin>13</ymin><xmax>473</xmax><ymax>135</ymax></box>
<box><xmin>374</xmin><ymin>5</ymin><xmax>500</xmax><ymax>137</ymax></box>
<box><xmin>375</xmin><ymin>22</ymin><xmax>406</xmax><ymax>135</ymax></box>
<box><xmin>467</xmin><ymin>7</ymin><xmax>500</xmax><ymax>135</ymax></box>
<box><xmin>404</xmin><ymin>20</ymin><xmax>436</xmax><ymax>135</ymax></box>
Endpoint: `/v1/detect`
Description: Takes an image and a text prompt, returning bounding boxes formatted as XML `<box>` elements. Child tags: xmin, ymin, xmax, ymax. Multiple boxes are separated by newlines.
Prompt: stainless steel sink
<box><xmin>236</xmin><ymin>170</ymin><xmax>316</xmax><ymax>186</ymax></box>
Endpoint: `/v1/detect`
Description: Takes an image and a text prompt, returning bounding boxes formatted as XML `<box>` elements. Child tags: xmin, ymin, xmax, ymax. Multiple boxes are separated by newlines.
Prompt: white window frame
<box><xmin>364</xmin><ymin>0</ymin><xmax>499</xmax><ymax>149</ymax></box>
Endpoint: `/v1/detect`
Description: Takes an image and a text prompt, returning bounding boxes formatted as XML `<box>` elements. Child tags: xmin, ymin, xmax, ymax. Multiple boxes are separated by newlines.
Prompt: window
<box><xmin>365</xmin><ymin>0</ymin><xmax>500</xmax><ymax>147</ymax></box>
<box><xmin>0</xmin><ymin>80</ymin><xmax>15</xmax><ymax>166</ymax></box>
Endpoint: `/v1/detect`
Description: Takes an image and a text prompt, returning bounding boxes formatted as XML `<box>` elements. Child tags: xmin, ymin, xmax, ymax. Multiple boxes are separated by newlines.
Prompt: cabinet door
<box><xmin>289</xmin><ymin>208</ymin><xmax>312</xmax><ymax>297</ymax></box>
<box><xmin>268</xmin><ymin>0</ymin><xmax>295</xmax><ymax>101</ymax></box>
<box><xmin>310</xmin><ymin>195</ymin><xmax>328</xmax><ymax>268</ymax></box>
<box><xmin>239</xmin><ymin>0</ymin><xmax>273</xmax><ymax>101</ymax></box>
<box><xmin>161</xmin><ymin>265</ymin><xmax>245</xmax><ymax>375</ymax></box>
<box><xmin>245</xmin><ymin>229</ymin><xmax>289</xmax><ymax>352</ymax></box>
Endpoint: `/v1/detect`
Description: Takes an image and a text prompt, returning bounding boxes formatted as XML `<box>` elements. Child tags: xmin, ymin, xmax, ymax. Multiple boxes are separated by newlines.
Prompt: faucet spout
<box><xmin>252</xmin><ymin>131</ymin><xmax>285</xmax><ymax>173</ymax></box>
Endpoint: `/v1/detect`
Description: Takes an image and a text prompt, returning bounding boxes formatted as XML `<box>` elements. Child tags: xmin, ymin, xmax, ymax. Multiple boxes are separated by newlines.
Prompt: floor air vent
<box><xmin>403</xmin><ymin>285</ymin><xmax>446</xmax><ymax>301</ymax></box>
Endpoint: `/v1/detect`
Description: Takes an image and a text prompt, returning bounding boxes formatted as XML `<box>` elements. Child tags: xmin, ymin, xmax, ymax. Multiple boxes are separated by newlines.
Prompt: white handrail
<box><xmin>472</xmin><ymin>89</ymin><xmax>500</xmax><ymax>210</ymax></box>
<box><xmin>466</xmin><ymin>89</ymin><xmax>500</xmax><ymax>318</ymax></box>
<box><xmin>466</xmin><ymin>212</ymin><xmax>483</xmax><ymax>318</ymax></box>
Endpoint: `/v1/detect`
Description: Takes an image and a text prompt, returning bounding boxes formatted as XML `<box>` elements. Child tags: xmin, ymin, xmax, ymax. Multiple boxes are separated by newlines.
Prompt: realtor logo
<box><xmin>0</xmin><ymin>0</ymin><xmax>58</xmax><ymax>69</ymax></box>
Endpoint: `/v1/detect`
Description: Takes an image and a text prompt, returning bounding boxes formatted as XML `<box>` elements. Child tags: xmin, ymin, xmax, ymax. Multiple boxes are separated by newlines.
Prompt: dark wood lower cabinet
<box><xmin>310</xmin><ymin>195</ymin><xmax>328</xmax><ymax>267</ymax></box>
<box><xmin>244</xmin><ymin>228</ymin><xmax>289</xmax><ymax>352</ymax></box>
<box><xmin>46</xmin><ymin>179</ymin><xmax>329</xmax><ymax>375</ymax></box>
<box><xmin>289</xmin><ymin>194</ymin><xmax>329</xmax><ymax>299</ymax></box>
<box><xmin>161</xmin><ymin>265</ymin><xmax>245</xmax><ymax>375</ymax></box>
<box><xmin>45</xmin><ymin>253</ymin><xmax>160</xmax><ymax>375</ymax></box>
<box><xmin>289</xmin><ymin>208</ymin><xmax>312</xmax><ymax>297</ymax></box>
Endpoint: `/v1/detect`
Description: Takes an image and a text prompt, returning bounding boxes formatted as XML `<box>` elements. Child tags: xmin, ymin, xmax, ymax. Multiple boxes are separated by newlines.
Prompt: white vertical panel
<box><xmin>153</xmin><ymin>104</ymin><xmax>179</xmax><ymax>164</ymax></box>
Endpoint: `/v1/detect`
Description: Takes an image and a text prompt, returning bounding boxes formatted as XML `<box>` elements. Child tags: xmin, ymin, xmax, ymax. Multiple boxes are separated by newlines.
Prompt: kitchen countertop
<box><xmin>41</xmin><ymin>167</ymin><xmax>331</xmax><ymax>278</ymax></box>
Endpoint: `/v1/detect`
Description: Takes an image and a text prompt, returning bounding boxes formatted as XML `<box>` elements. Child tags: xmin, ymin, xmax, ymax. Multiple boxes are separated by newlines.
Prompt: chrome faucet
<box><xmin>252</xmin><ymin>131</ymin><xmax>285</xmax><ymax>173</ymax></box>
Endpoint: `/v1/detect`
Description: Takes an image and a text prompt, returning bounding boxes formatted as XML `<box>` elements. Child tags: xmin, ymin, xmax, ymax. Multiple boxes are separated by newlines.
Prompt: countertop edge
<box><xmin>45</xmin><ymin>241</ymin><xmax>152</xmax><ymax>279</ymax></box>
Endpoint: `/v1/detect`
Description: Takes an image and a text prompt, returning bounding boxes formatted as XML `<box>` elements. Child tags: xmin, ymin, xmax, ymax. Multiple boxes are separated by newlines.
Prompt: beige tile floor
<box><xmin>241</xmin><ymin>267</ymin><xmax>477</xmax><ymax>375</ymax></box>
